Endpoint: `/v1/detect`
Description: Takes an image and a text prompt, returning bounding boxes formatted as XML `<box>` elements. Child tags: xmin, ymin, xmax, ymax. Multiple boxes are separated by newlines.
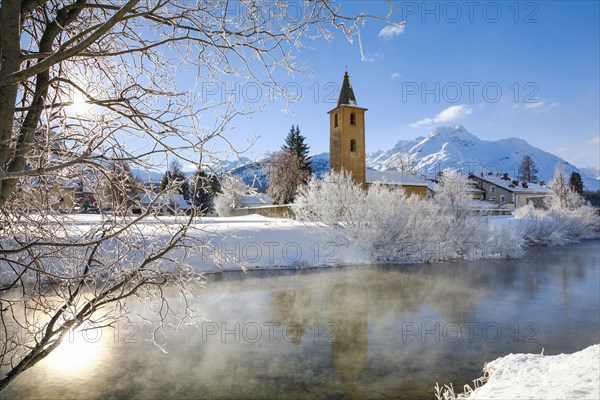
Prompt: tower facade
<box><xmin>328</xmin><ymin>72</ymin><xmax>368</xmax><ymax>190</ymax></box>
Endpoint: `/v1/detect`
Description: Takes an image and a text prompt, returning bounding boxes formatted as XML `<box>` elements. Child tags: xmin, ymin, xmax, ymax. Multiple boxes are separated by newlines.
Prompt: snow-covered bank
<box><xmin>2</xmin><ymin>211</ymin><xmax>598</xmax><ymax>283</ymax></box>
<box><xmin>0</xmin><ymin>214</ymin><xmax>371</xmax><ymax>283</ymax></box>
<box><xmin>441</xmin><ymin>344</ymin><xmax>600</xmax><ymax>400</ymax></box>
<box><xmin>185</xmin><ymin>215</ymin><xmax>369</xmax><ymax>271</ymax></box>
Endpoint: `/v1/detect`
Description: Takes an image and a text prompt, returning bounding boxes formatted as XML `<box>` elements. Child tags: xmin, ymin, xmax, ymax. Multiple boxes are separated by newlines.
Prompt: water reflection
<box><xmin>1</xmin><ymin>240</ymin><xmax>598</xmax><ymax>400</ymax></box>
<box><xmin>42</xmin><ymin>329</ymin><xmax>105</xmax><ymax>375</ymax></box>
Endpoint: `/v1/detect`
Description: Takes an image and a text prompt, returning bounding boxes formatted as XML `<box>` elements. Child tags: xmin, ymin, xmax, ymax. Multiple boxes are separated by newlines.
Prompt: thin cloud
<box><xmin>390</xmin><ymin>72</ymin><xmax>401</xmax><ymax>79</ymax></box>
<box><xmin>378</xmin><ymin>25</ymin><xmax>405</xmax><ymax>39</ymax></box>
<box><xmin>522</xmin><ymin>100</ymin><xmax>559</xmax><ymax>113</ymax></box>
<box><xmin>410</xmin><ymin>105</ymin><xmax>473</xmax><ymax>128</ymax></box>
<box><xmin>183</xmin><ymin>163</ymin><xmax>197</xmax><ymax>172</ymax></box>
<box><xmin>364</xmin><ymin>53</ymin><xmax>382</xmax><ymax>63</ymax></box>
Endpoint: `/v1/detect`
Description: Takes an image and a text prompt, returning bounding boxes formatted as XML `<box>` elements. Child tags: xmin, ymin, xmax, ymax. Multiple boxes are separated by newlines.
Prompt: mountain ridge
<box><xmin>137</xmin><ymin>125</ymin><xmax>598</xmax><ymax>191</ymax></box>
<box><xmin>316</xmin><ymin>125</ymin><xmax>599</xmax><ymax>190</ymax></box>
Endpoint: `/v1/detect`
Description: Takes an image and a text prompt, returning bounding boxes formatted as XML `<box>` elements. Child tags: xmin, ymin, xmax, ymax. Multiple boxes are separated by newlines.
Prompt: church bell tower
<box><xmin>328</xmin><ymin>71</ymin><xmax>367</xmax><ymax>190</ymax></box>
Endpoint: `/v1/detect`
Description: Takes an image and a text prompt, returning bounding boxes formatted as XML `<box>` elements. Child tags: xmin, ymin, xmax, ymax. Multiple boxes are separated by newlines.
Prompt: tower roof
<box><xmin>337</xmin><ymin>71</ymin><xmax>358</xmax><ymax>106</ymax></box>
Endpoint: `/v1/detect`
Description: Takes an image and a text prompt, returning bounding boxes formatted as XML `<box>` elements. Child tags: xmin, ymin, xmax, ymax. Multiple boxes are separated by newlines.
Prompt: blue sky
<box><xmin>187</xmin><ymin>1</ymin><xmax>600</xmax><ymax>170</ymax></box>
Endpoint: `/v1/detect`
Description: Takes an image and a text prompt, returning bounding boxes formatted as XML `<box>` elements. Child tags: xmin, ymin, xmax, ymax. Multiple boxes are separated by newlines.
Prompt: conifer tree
<box><xmin>569</xmin><ymin>172</ymin><xmax>584</xmax><ymax>194</ymax></box>
<box><xmin>518</xmin><ymin>155</ymin><xmax>539</xmax><ymax>183</ymax></box>
<box><xmin>283</xmin><ymin>125</ymin><xmax>312</xmax><ymax>175</ymax></box>
<box><xmin>191</xmin><ymin>168</ymin><xmax>220</xmax><ymax>212</ymax></box>
<box><xmin>161</xmin><ymin>159</ymin><xmax>190</xmax><ymax>199</ymax></box>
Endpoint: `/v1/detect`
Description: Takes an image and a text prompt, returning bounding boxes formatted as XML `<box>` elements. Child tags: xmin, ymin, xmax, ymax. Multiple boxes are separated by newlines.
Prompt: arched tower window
<box><xmin>350</xmin><ymin>112</ymin><xmax>356</xmax><ymax>125</ymax></box>
<box><xmin>334</xmin><ymin>113</ymin><xmax>338</xmax><ymax>127</ymax></box>
<box><xmin>350</xmin><ymin>139</ymin><xmax>357</xmax><ymax>153</ymax></box>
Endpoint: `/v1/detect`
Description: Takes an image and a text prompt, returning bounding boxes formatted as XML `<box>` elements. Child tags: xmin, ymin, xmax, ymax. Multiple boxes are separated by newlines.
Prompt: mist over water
<box><xmin>3</xmin><ymin>240</ymin><xmax>599</xmax><ymax>400</ymax></box>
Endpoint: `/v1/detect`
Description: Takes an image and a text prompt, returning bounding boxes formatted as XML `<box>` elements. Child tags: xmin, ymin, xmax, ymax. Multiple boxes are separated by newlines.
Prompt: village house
<box><xmin>470</xmin><ymin>173</ymin><xmax>549</xmax><ymax>208</ymax></box>
<box><xmin>365</xmin><ymin>170</ymin><xmax>435</xmax><ymax>198</ymax></box>
<box><xmin>135</xmin><ymin>191</ymin><xmax>191</xmax><ymax>215</ymax></box>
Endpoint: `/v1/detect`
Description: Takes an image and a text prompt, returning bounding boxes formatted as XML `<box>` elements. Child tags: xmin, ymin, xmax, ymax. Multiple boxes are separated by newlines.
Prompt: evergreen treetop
<box><xmin>282</xmin><ymin>125</ymin><xmax>312</xmax><ymax>174</ymax></box>
<box><xmin>569</xmin><ymin>171</ymin><xmax>584</xmax><ymax>194</ymax></box>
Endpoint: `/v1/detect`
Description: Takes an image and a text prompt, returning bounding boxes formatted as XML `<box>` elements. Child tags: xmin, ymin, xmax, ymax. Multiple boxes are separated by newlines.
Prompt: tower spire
<box><xmin>337</xmin><ymin>71</ymin><xmax>357</xmax><ymax>106</ymax></box>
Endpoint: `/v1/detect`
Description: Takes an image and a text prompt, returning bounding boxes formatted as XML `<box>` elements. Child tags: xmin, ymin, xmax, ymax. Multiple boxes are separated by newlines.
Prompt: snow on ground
<box><xmin>12</xmin><ymin>214</ymin><xmax>592</xmax><ymax>275</ymax></box>
<box><xmin>459</xmin><ymin>344</ymin><xmax>600</xmax><ymax>400</ymax></box>
<box><xmin>184</xmin><ymin>215</ymin><xmax>370</xmax><ymax>272</ymax></box>
<box><xmin>42</xmin><ymin>214</ymin><xmax>533</xmax><ymax>272</ymax></box>
<box><xmin>22</xmin><ymin>214</ymin><xmax>370</xmax><ymax>272</ymax></box>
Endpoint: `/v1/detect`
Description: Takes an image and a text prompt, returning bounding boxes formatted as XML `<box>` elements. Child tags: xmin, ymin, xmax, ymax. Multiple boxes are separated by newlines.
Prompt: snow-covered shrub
<box><xmin>267</xmin><ymin>149</ymin><xmax>309</xmax><ymax>204</ymax></box>
<box><xmin>485</xmin><ymin>223</ymin><xmax>526</xmax><ymax>259</ymax></box>
<box><xmin>293</xmin><ymin>171</ymin><xmax>487</xmax><ymax>263</ymax></box>
<box><xmin>434</xmin><ymin>168</ymin><xmax>473</xmax><ymax>218</ymax></box>
<box><xmin>213</xmin><ymin>175</ymin><xmax>250</xmax><ymax>217</ymax></box>
<box><xmin>295</xmin><ymin>168</ymin><xmax>597</xmax><ymax>264</ymax></box>
<box><xmin>293</xmin><ymin>171</ymin><xmax>365</xmax><ymax>227</ymax></box>
<box><xmin>433</xmin><ymin>168</ymin><xmax>488</xmax><ymax>256</ymax></box>
<box><xmin>544</xmin><ymin>164</ymin><xmax>599</xmax><ymax>230</ymax></box>
<box><xmin>515</xmin><ymin>205</ymin><xmax>598</xmax><ymax>246</ymax></box>
<box><xmin>512</xmin><ymin>165</ymin><xmax>600</xmax><ymax>245</ymax></box>
<box><xmin>514</xmin><ymin>204</ymin><xmax>595</xmax><ymax>246</ymax></box>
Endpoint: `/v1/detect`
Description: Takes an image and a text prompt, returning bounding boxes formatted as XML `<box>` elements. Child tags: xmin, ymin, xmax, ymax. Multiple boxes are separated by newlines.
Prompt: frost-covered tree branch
<box><xmin>0</xmin><ymin>0</ymin><xmax>402</xmax><ymax>390</ymax></box>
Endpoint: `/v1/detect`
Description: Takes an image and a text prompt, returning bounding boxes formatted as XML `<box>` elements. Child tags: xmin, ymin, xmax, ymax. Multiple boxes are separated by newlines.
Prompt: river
<box><xmin>2</xmin><ymin>240</ymin><xmax>599</xmax><ymax>399</ymax></box>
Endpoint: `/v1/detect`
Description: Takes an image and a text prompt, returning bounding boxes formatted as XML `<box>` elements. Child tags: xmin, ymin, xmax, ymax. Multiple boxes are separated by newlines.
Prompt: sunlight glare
<box><xmin>71</xmin><ymin>92</ymin><xmax>92</xmax><ymax>115</ymax></box>
<box><xmin>43</xmin><ymin>328</ymin><xmax>104</xmax><ymax>374</ymax></box>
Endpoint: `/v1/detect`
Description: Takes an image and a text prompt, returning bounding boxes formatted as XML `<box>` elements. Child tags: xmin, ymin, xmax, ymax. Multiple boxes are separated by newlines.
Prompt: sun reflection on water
<box><xmin>42</xmin><ymin>328</ymin><xmax>104</xmax><ymax>374</ymax></box>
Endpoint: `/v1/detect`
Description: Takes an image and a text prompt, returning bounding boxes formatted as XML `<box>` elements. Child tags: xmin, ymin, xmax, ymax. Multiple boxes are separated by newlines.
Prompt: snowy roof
<box><xmin>366</xmin><ymin>170</ymin><xmax>432</xmax><ymax>188</ymax></box>
<box><xmin>65</xmin><ymin>180</ymin><xmax>94</xmax><ymax>193</ymax></box>
<box><xmin>138</xmin><ymin>193</ymin><xmax>190</xmax><ymax>209</ymax></box>
<box><xmin>61</xmin><ymin>180</ymin><xmax>81</xmax><ymax>189</ymax></box>
<box><xmin>476</xmin><ymin>175</ymin><xmax>550</xmax><ymax>194</ymax></box>
<box><xmin>138</xmin><ymin>193</ymin><xmax>158</xmax><ymax>205</ymax></box>
<box><xmin>467</xmin><ymin>186</ymin><xmax>486</xmax><ymax>194</ymax></box>
<box><xmin>241</xmin><ymin>193</ymin><xmax>272</xmax><ymax>207</ymax></box>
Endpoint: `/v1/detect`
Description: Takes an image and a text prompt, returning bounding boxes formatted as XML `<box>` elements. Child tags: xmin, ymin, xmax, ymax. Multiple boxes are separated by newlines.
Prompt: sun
<box><xmin>71</xmin><ymin>91</ymin><xmax>92</xmax><ymax>115</ymax></box>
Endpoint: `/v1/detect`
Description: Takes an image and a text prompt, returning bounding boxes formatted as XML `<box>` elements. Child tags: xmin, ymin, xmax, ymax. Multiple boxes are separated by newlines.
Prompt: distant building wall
<box><xmin>402</xmin><ymin>185</ymin><xmax>429</xmax><ymax>197</ymax></box>
<box><xmin>28</xmin><ymin>185</ymin><xmax>76</xmax><ymax>211</ymax></box>
<box><xmin>370</xmin><ymin>183</ymin><xmax>429</xmax><ymax>198</ymax></box>
<box><xmin>229</xmin><ymin>205</ymin><xmax>294</xmax><ymax>219</ymax></box>
<box><xmin>518</xmin><ymin>194</ymin><xmax>548</xmax><ymax>208</ymax></box>
<box><xmin>472</xmin><ymin>176</ymin><xmax>515</xmax><ymax>206</ymax></box>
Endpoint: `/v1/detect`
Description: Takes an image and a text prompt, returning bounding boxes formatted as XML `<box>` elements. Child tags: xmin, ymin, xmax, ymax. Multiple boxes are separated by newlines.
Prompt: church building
<box><xmin>328</xmin><ymin>71</ymin><xmax>368</xmax><ymax>190</ymax></box>
<box><xmin>328</xmin><ymin>72</ymin><xmax>434</xmax><ymax>197</ymax></box>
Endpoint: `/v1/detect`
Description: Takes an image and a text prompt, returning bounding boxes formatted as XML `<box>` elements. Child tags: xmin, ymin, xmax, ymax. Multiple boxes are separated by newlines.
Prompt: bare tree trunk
<box><xmin>0</xmin><ymin>0</ymin><xmax>22</xmax><ymax>207</ymax></box>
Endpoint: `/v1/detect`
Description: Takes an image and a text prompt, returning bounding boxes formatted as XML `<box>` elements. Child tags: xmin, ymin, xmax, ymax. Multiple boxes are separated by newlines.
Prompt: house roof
<box><xmin>366</xmin><ymin>170</ymin><xmax>432</xmax><ymax>188</ymax></box>
<box><xmin>138</xmin><ymin>193</ymin><xmax>190</xmax><ymax>209</ymax></box>
<box><xmin>241</xmin><ymin>193</ymin><xmax>272</xmax><ymax>207</ymax></box>
<box><xmin>337</xmin><ymin>71</ymin><xmax>358</xmax><ymax>106</ymax></box>
<box><xmin>476</xmin><ymin>175</ymin><xmax>550</xmax><ymax>194</ymax></box>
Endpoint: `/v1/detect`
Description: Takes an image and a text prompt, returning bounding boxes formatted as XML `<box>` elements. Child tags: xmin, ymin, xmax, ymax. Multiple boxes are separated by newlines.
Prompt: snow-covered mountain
<box><xmin>580</xmin><ymin>166</ymin><xmax>600</xmax><ymax>181</ymax></box>
<box><xmin>365</xmin><ymin>125</ymin><xmax>598</xmax><ymax>190</ymax></box>
<box><xmin>182</xmin><ymin>125</ymin><xmax>598</xmax><ymax>191</ymax></box>
<box><xmin>133</xmin><ymin>169</ymin><xmax>164</xmax><ymax>184</ymax></box>
<box><xmin>209</xmin><ymin>157</ymin><xmax>252</xmax><ymax>174</ymax></box>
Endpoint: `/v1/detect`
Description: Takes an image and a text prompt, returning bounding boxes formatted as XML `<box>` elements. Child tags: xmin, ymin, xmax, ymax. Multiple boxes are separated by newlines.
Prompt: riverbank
<box><xmin>4</xmin><ymin>213</ymin><xmax>596</xmax><ymax>275</ymax></box>
<box><xmin>441</xmin><ymin>344</ymin><xmax>600</xmax><ymax>399</ymax></box>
